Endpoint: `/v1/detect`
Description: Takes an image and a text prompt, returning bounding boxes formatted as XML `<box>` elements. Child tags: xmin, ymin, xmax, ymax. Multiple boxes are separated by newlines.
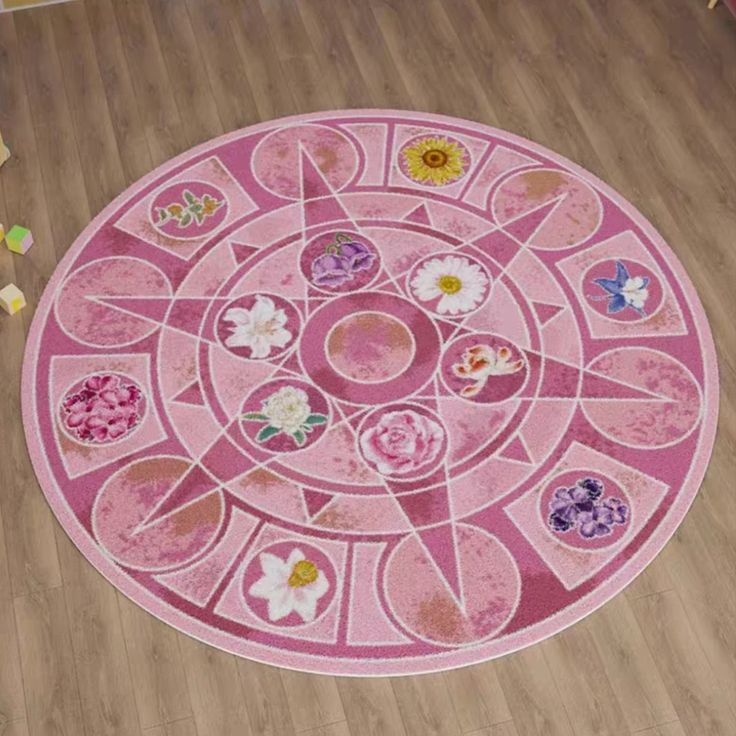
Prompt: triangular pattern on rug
<box><xmin>167</xmin><ymin>298</ymin><xmax>212</xmax><ymax>336</ymax></box>
<box><xmin>533</xmin><ymin>302</ymin><xmax>564</xmax><ymax>325</ymax></box>
<box><xmin>303</xmin><ymin>489</ymin><xmax>334</xmax><ymax>518</ymax></box>
<box><xmin>526</xmin><ymin>349</ymin><xmax>671</xmax><ymax>400</ymax></box>
<box><xmin>471</xmin><ymin>230</ymin><xmax>520</xmax><ymax>268</ymax></box>
<box><xmin>581</xmin><ymin>371</ymin><xmax>667</xmax><ymax>400</ymax></box>
<box><xmin>334</xmin><ymin>400</ymin><xmax>369</xmax><ymax>423</ymax></box>
<box><xmin>501</xmin><ymin>198</ymin><xmax>560</xmax><ymax>243</ymax></box>
<box><xmin>369</xmin><ymin>271</ymin><xmax>405</xmax><ymax>296</ymax></box>
<box><xmin>274</xmin><ymin>350</ymin><xmax>304</xmax><ymax>378</ymax></box>
<box><xmin>344</xmin><ymin>409</ymin><xmax>371</xmax><ymax>434</ymax></box>
<box><xmin>500</xmin><ymin>436</ymin><xmax>533</xmax><ymax>464</ymax></box>
<box><xmin>300</xmin><ymin>148</ymin><xmax>350</xmax><ymax>228</ymax></box>
<box><xmin>96</xmin><ymin>296</ymin><xmax>171</xmax><ymax>323</ymax></box>
<box><xmin>417</xmin><ymin>522</ymin><xmax>463</xmax><ymax>602</ymax></box>
<box><xmin>143</xmin><ymin>464</ymin><xmax>219</xmax><ymax>526</ymax></box>
<box><xmin>230</xmin><ymin>242</ymin><xmax>259</xmax><ymax>265</ymax></box>
<box><xmin>199</xmin><ymin>434</ymin><xmax>256</xmax><ymax>484</ymax></box>
<box><xmin>172</xmin><ymin>380</ymin><xmax>205</xmax><ymax>406</ymax></box>
<box><xmin>385</xmin><ymin>477</ymin><xmax>463</xmax><ymax>602</ymax></box>
<box><xmin>403</xmin><ymin>203</ymin><xmax>432</xmax><ymax>227</ymax></box>
<box><xmin>392</xmin><ymin>483</ymin><xmax>451</xmax><ymax>529</ymax></box>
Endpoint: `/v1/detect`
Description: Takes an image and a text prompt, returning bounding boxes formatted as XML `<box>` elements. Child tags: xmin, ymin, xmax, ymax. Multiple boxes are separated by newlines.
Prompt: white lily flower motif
<box><xmin>223</xmin><ymin>295</ymin><xmax>292</xmax><ymax>358</ymax></box>
<box><xmin>248</xmin><ymin>548</ymin><xmax>329</xmax><ymax>623</ymax></box>
<box><xmin>621</xmin><ymin>277</ymin><xmax>649</xmax><ymax>310</ymax></box>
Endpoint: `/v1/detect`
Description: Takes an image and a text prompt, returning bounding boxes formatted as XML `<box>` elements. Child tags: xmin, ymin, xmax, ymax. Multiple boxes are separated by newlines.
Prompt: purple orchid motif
<box><xmin>310</xmin><ymin>233</ymin><xmax>376</xmax><ymax>288</ymax></box>
<box><xmin>547</xmin><ymin>477</ymin><xmax>629</xmax><ymax>541</ymax></box>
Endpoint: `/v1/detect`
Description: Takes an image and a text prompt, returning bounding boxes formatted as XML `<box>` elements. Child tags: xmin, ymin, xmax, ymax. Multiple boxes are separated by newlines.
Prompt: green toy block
<box><xmin>5</xmin><ymin>225</ymin><xmax>33</xmax><ymax>255</ymax></box>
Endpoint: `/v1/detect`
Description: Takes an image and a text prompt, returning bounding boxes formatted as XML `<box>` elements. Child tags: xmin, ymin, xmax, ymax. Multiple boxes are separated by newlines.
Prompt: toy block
<box><xmin>0</xmin><ymin>223</ymin><xmax>4</xmax><ymax>242</ymax></box>
<box><xmin>0</xmin><ymin>284</ymin><xmax>26</xmax><ymax>315</ymax></box>
<box><xmin>0</xmin><ymin>131</ymin><xmax>9</xmax><ymax>168</ymax></box>
<box><xmin>5</xmin><ymin>225</ymin><xmax>33</xmax><ymax>255</ymax></box>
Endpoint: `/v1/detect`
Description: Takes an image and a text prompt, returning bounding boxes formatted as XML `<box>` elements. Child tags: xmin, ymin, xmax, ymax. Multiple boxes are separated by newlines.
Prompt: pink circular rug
<box><xmin>23</xmin><ymin>111</ymin><xmax>718</xmax><ymax>676</ymax></box>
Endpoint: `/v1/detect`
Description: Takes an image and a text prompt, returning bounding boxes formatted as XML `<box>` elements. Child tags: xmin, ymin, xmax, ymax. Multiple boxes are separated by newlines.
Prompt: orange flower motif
<box><xmin>452</xmin><ymin>344</ymin><xmax>525</xmax><ymax>397</ymax></box>
<box><xmin>167</xmin><ymin>204</ymin><xmax>184</xmax><ymax>217</ymax></box>
<box><xmin>202</xmin><ymin>195</ymin><xmax>221</xmax><ymax>216</ymax></box>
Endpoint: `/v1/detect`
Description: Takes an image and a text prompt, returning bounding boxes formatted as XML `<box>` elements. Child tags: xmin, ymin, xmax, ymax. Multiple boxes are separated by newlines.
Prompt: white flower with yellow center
<box><xmin>223</xmin><ymin>295</ymin><xmax>292</xmax><ymax>358</ymax></box>
<box><xmin>411</xmin><ymin>255</ymin><xmax>489</xmax><ymax>315</ymax></box>
<box><xmin>248</xmin><ymin>548</ymin><xmax>329</xmax><ymax>623</ymax></box>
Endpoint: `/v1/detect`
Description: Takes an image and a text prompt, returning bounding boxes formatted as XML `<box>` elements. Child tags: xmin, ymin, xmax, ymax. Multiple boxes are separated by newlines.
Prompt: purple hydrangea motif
<box><xmin>311</xmin><ymin>233</ymin><xmax>375</xmax><ymax>288</ymax></box>
<box><xmin>548</xmin><ymin>477</ymin><xmax>629</xmax><ymax>541</ymax></box>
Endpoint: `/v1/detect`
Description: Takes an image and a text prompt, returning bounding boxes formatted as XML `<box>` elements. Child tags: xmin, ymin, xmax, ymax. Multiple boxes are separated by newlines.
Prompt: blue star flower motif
<box><xmin>591</xmin><ymin>260</ymin><xmax>650</xmax><ymax>316</ymax></box>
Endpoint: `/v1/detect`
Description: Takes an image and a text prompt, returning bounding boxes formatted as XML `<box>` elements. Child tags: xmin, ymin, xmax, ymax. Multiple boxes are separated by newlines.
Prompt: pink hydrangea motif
<box><xmin>359</xmin><ymin>409</ymin><xmax>445</xmax><ymax>476</ymax></box>
<box><xmin>62</xmin><ymin>374</ymin><xmax>143</xmax><ymax>443</ymax></box>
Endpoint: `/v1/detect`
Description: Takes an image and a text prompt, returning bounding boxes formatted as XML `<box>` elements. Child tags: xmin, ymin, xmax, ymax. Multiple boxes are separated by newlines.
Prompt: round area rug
<box><xmin>23</xmin><ymin>110</ymin><xmax>718</xmax><ymax>676</ymax></box>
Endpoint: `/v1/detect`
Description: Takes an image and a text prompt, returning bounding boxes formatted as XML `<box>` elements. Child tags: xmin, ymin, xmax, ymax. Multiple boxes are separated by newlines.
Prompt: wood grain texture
<box><xmin>0</xmin><ymin>1</ymin><xmax>734</xmax><ymax>735</ymax></box>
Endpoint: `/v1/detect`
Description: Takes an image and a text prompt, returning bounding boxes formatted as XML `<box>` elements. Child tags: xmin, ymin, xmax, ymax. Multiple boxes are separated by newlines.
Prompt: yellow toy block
<box><xmin>0</xmin><ymin>284</ymin><xmax>26</xmax><ymax>315</ymax></box>
<box><xmin>0</xmin><ymin>223</ymin><xmax>5</xmax><ymax>242</ymax></box>
<box><xmin>0</xmin><ymin>131</ymin><xmax>9</xmax><ymax>168</ymax></box>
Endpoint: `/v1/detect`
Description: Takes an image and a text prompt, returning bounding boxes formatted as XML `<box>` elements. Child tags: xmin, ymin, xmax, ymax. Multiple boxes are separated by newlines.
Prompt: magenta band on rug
<box><xmin>22</xmin><ymin>110</ymin><xmax>718</xmax><ymax>676</ymax></box>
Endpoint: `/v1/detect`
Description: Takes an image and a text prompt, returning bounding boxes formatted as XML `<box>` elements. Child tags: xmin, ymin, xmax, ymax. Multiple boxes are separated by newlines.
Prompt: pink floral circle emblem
<box><xmin>60</xmin><ymin>373</ymin><xmax>145</xmax><ymax>444</ymax></box>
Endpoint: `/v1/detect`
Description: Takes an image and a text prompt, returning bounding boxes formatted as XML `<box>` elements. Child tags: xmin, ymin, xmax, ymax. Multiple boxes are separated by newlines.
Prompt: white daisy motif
<box><xmin>621</xmin><ymin>276</ymin><xmax>649</xmax><ymax>310</ymax></box>
<box><xmin>248</xmin><ymin>548</ymin><xmax>330</xmax><ymax>623</ymax></box>
<box><xmin>411</xmin><ymin>255</ymin><xmax>489</xmax><ymax>315</ymax></box>
<box><xmin>223</xmin><ymin>295</ymin><xmax>292</xmax><ymax>358</ymax></box>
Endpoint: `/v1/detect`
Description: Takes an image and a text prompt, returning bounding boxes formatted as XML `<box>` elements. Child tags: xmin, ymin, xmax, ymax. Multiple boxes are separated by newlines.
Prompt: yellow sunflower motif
<box><xmin>403</xmin><ymin>136</ymin><xmax>466</xmax><ymax>186</ymax></box>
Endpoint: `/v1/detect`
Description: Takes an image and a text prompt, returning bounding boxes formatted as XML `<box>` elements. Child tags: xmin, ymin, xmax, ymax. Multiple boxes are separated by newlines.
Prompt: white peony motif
<box><xmin>411</xmin><ymin>255</ymin><xmax>489</xmax><ymax>315</ymax></box>
<box><xmin>621</xmin><ymin>277</ymin><xmax>649</xmax><ymax>310</ymax></box>
<box><xmin>223</xmin><ymin>295</ymin><xmax>292</xmax><ymax>358</ymax></box>
<box><xmin>262</xmin><ymin>386</ymin><xmax>312</xmax><ymax>434</ymax></box>
<box><xmin>248</xmin><ymin>548</ymin><xmax>329</xmax><ymax>623</ymax></box>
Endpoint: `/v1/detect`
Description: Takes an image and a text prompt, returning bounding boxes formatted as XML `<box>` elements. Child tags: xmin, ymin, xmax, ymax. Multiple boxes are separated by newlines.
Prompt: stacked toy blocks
<box><xmin>0</xmin><ymin>134</ymin><xmax>29</xmax><ymax>316</ymax></box>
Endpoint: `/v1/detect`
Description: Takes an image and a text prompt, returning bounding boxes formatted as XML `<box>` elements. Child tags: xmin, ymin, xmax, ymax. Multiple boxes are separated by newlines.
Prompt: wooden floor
<box><xmin>0</xmin><ymin>1</ymin><xmax>735</xmax><ymax>734</ymax></box>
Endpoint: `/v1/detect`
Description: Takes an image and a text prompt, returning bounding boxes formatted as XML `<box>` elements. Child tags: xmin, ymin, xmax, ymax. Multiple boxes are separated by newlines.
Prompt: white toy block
<box><xmin>0</xmin><ymin>284</ymin><xmax>26</xmax><ymax>315</ymax></box>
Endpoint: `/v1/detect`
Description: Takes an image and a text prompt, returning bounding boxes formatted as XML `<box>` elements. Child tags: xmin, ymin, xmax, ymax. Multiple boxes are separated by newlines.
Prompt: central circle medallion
<box><xmin>326</xmin><ymin>312</ymin><xmax>415</xmax><ymax>383</ymax></box>
<box><xmin>300</xmin><ymin>291</ymin><xmax>441</xmax><ymax>404</ymax></box>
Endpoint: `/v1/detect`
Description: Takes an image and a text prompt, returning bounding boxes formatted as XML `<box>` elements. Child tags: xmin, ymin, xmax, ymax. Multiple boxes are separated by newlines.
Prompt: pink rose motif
<box><xmin>62</xmin><ymin>374</ymin><xmax>143</xmax><ymax>444</ymax></box>
<box><xmin>359</xmin><ymin>409</ymin><xmax>445</xmax><ymax>476</ymax></box>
